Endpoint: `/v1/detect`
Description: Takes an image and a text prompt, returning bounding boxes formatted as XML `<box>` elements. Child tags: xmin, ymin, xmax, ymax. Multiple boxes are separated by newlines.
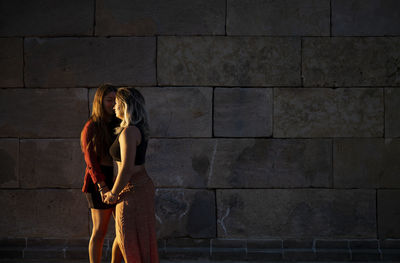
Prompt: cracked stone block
<box><xmin>0</xmin><ymin>139</ymin><xmax>18</xmax><ymax>188</ymax></box>
<box><xmin>303</xmin><ymin>37</ymin><xmax>400</xmax><ymax>86</ymax></box>
<box><xmin>0</xmin><ymin>0</ymin><xmax>93</xmax><ymax>36</ymax></box>
<box><xmin>0</xmin><ymin>89</ymin><xmax>88</xmax><ymax>138</ymax></box>
<box><xmin>19</xmin><ymin>139</ymin><xmax>85</xmax><ymax>188</ymax></box>
<box><xmin>147</xmin><ymin>139</ymin><xmax>216</xmax><ymax>188</ymax></box>
<box><xmin>332</xmin><ymin>0</ymin><xmax>400</xmax><ymax>36</ymax></box>
<box><xmin>209</xmin><ymin>139</ymin><xmax>331</xmax><ymax>188</ymax></box>
<box><xmin>378</xmin><ymin>190</ymin><xmax>400</xmax><ymax>238</ymax></box>
<box><xmin>158</xmin><ymin>36</ymin><xmax>300</xmax><ymax>86</ymax></box>
<box><xmin>216</xmin><ymin>189</ymin><xmax>376</xmax><ymax>238</ymax></box>
<box><xmin>334</xmin><ymin>138</ymin><xmax>400</xmax><ymax>188</ymax></box>
<box><xmin>386</xmin><ymin>88</ymin><xmax>400</xmax><ymax>138</ymax></box>
<box><xmin>227</xmin><ymin>0</ymin><xmax>329</xmax><ymax>36</ymax></box>
<box><xmin>0</xmin><ymin>38</ymin><xmax>23</xmax><ymax>87</ymax></box>
<box><xmin>214</xmin><ymin>88</ymin><xmax>272</xmax><ymax>137</ymax></box>
<box><xmin>96</xmin><ymin>0</ymin><xmax>225</xmax><ymax>36</ymax></box>
<box><xmin>25</xmin><ymin>37</ymin><xmax>156</xmax><ymax>87</ymax></box>
<box><xmin>155</xmin><ymin>189</ymin><xmax>215</xmax><ymax>238</ymax></box>
<box><xmin>274</xmin><ymin>88</ymin><xmax>383</xmax><ymax>137</ymax></box>
<box><xmin>0</xmin><ymin>189</ymin><xmax>88</xmax><ymax>238</ymax></box>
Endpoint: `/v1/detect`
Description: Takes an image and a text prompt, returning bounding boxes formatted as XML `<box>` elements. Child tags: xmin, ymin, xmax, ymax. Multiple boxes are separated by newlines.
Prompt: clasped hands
<box><xmin>99</xmin><ymin>185</ymin><xmax>118</xmax><ymax>204</ymax></box>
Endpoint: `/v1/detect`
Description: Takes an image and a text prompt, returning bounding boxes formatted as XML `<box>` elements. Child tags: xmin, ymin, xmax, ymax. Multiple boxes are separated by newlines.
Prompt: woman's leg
<box><xmin>89</xmin><ymin>208</ymin><xmax>113</xmax><ymax>263</ymax></box>
<box><xmin>111</xmin><ymin>238</ymin><xmax>124</xmax><ymax>263</ymax></box>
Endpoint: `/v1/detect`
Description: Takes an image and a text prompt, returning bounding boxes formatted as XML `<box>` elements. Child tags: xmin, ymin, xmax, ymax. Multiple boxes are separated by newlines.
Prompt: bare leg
<box><xmin>111</xmin><ymin>238</ymin><xmax>124</xmax><ymax>263</ymax></box>
<box><xmin>89</xmin><ymin>208</ymin><xmax>113</xmax><ymax>263</ymax></box>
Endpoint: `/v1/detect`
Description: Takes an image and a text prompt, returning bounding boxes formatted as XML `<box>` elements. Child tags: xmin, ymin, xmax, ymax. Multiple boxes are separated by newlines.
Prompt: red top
<box><xmin>81</xmin><ymin>120</ymin><xmax>106</xmax><ymax>192</ymax></box>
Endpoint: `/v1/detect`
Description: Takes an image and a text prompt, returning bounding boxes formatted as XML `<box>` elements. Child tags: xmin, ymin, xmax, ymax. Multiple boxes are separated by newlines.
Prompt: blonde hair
<box><xmin>115</xmin><ymin>87</ymin><xmax>149</xmax><ymax>139</ymax></box>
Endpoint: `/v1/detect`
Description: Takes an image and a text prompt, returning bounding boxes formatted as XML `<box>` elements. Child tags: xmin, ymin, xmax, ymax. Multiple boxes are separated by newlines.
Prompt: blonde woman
<box><xmin>104</xmin><ymin>88</ymin><xmax>159</xmax><ymax>263</ymax></box>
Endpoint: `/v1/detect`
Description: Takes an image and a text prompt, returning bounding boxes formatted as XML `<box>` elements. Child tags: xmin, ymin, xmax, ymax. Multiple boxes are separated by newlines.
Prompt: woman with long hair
<box><xmin>80</xmin><ymin>84</ymin><xmax>119</xmax><ymax>263</ymax></box>
<box><xmin>104</xmin><ymin>87</ymin><xmax>159</xmax><ymax>263</ymax></box>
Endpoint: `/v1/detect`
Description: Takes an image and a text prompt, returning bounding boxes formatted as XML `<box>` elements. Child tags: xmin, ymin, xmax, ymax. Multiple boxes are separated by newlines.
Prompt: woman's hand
<box><xmin>104</xmin><ymin>191</ymin><xmax>118</xmax><ymax>204</ymax></box>
<box><xmin>99</xmin><ymin>186</ymin><xmax>109</xmax><ymax>202</ymax></box>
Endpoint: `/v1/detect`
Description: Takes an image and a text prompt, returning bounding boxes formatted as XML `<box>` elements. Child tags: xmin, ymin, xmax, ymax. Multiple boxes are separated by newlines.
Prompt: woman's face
<box><xmin>113</xmin><ymin>98</ymin><xmax>124</xmax><ymax>120</ymax></box>
<box><xmin>103</xmin><ymin>91</ymin><xmax>116</xmax><ymax>116</ymax></box>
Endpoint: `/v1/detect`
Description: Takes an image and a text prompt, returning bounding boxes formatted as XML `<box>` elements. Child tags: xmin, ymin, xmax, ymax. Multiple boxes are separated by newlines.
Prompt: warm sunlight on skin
<box><xmin>113</xmin><ymin>98</ymin><xmax>124</xmax><ymax>120</ymax></box>
<box><xmin>103</xmin><ymin>92</ymin><xmax>116</xmax><ymax>116</ymax></box>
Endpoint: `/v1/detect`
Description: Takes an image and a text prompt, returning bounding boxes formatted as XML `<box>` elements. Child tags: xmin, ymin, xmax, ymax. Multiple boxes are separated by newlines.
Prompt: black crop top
<box><xmin>109</xmin><ymin>126</ymin><xmax>148</xmax><ymax>165</ymax></box>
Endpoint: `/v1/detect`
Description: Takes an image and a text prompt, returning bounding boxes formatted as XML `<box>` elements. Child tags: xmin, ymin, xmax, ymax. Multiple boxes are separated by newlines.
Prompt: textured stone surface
<box><xmin>216</xmin><ymin>189</ymin><xmax>376</xmax><ymax>238</ymax></box>
<box><xmin>147</xmin><ymin>139</ymin><xmax>216</xmax><ymax>188</ymax></box>
<box><xmin>155</xmin><ymin>189</ymin><xmax>215</xmax><ymax>238</ymax></box>
<box><xmin>334</xmin><ymin>138</ymin><xmax>400</xmax><ymax>188</ymax></box>
<box><xmin>274</xmin><ymin>88</ymin><xmax>384</xmax><ymax>137</ymax></box>
<box><xmin>214</xmin><ymin>88</ymin><xmax>272</xmax><ymax>137</ymax></box>
<box><xmin>139</xmin><ymin>87</ymin><xmax>212</xmax><ymax>137</ymax></box>
<box><xmin>0</xmin><ymin>89</ymin><xmax>88</xmax><ymax>138</ymax></box>
<box><xmin>0</xmin><ymin>0</ymin><xmax>93</xmax><ymax>36</ymax></box>
<box><xmin>158</xmin><ymin>37</ymin><xmax>300</xmax><ymax>86</ymax></box>
<box><xmin>332</xmin><ymin>0</ymin><xmax>400</xmax><ymax>36</ymax></box>
<box><xmin>96</xmin><ymin>0</ymin><xmax>225</xmax><ymax>36</ymax></box>
<box><xmin>0</xmin><ymin>190</ymin><xmax>88</xmax><ymax>238</ymax></box>
<box><xmin>303</xmin><ymin>37</ymin><xmax>400</xmax><ymax>87</ymax></box>
<box><xmin>0</xmin><ymin>139</ymin><xmax>18</xmax><ymax>188</ymax></box>
<box><xmin>378</xmin><ymin>190</ymin><xmax>400</xmax><ymax>238</ymax></box>
<box><xmin>209</xmin><ymin>139</ymin><xmax>331</xmax><ymax>188</ymax></box>
<box><xmin>19</xmin><ymin>139</ymin><xmax>85</xmax><ymax>188</ymax></box>
<box><xmin>227</xmin><ymin>0</ymin><xmax>329</xmax><ymax>36</ymax></box>
<box><xmin>0</xmin><ymin>38</ymin><xmax>23</xmax><ymax>87</ymax></box>
<box><xmin>386</xmin><ymin>88</ymin><xmax>400</xmax><ymax>138</ymax></box>
<box><xmin>25</xmin><ymin>37</ymin><xmax>156</xmax><ymax>87</ymax></box>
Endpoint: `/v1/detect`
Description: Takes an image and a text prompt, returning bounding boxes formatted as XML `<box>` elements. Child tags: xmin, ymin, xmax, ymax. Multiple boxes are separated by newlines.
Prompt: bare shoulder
<box><xmin>119</xmin><ymin>126</ymin><xmax>141</xmax><ymax>145</ymax></box>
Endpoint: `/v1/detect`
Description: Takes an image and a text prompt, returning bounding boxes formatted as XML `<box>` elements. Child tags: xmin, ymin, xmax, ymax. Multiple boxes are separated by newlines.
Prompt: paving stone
<box><xmin>334</xmin><ymin>138</ymin><xmax>400</xmax><ymax>188</ymax></box>
<box><xmin>96</xmin><ymin>0</ymin><xmax>225</xmax><ymax>36</ymax></box>
<box><xmin>19</xmin><ymin>139</ymin><xmax>85</xmax><ymax>188</ymax></box>
<box><xmin>283</xmin><ymin>239</ymin><xmax>314</xmax><ymax>249</ymax></box>
<box><xmin>0</xmin><ymin>238</ymin><xmax>26</xmax><ymax>247</ymax></box>
<box><xmin>155</xmin><ymin>189</ymin><xmax>215</xmax><ymax>239</ymax></box>
<box><xmin>386</xmin><ymin>88</ymin><xmax>400</xmax><ymax>138</ymax></box>
<box><xmin>209</xmin><ymin>139</ymin><xmax>331</xmax><ymax>188</ymax></box>
<box><xmin>274</xmin><ymin>88</ymin><xmax>384</xmax><ymax>137</ymax></box>
<box><xmin>349</xmin><ymin>239</ymin><xmax>379</xmax><ymax>249</ymax></box>
<box><xmin>158</xmin><ymin>36</ymin><xmax>300</xmax><ymax>86</ymax></box>
<box><xmin>216</xmin><ymin>189</ymin><xmax>376</xmax><ymax>238</ymax></box>
<box><xmin>163</xmin><ymin>247</ymin><xmax>210</xmax><ymax>260</ymax></box>
<box><xmin>315</xmin><ymin>249</ymin><xmax>351</xmax><ymax>261</ymax></box>
<box><xmin>315</xmin><ymin>240</ymin><xmax>349</xmax><ymax>249</ymax></box>
<box><xmin>25</xmin><ymin>37</ymin><xmax>155</xmax><ymax>87</ymax></box>
<box><xmin>0</xmin><ymin>189</ymin><xmax>88</xmax><ymax>238</ymax></box>
<box><xmin>332</xmin><ymin>0</ymin><xmax>400</xmax><ymax>36</ymax></box>
<box><xmin>380</xmin><ymin>239</ymin><xmax>400</xmax><ymax>249</ymax></box>
<box><xmin>23</xmin><ymin>247</ymin><xmax>64</xmax><ymax>259</ymax></box>
<box><xmin>0</xmin><ymin>38</ymin><xmax>23</xmax><ymax>87</ymax></box>
<box><xmin>147</xmin><ymin>139</ymin><xmax>216</xmax><ymax>188</ymax></box>
<box><xmin>283</xmin><ymin>249</ymin><xmax>316</xmax><ymax>261</ymax></box>
<box><xmin>378</xmin><ymin>190</ymin><xmax>400</xmax><ymax>238</ymax></box>
<box><xmin>246</xmin><ymin>249</ymin><xmax>282</xmax><ymax>261</ymax></box>
<box><xmin>0</xmin><ymin>139</ymin><xmax>18</xmax><ymax>188</ymax></box>
<box><xmin>303</xmin><ymin>37</ymin><xmax>400</xmax><ymax>87</ymax></box>
<box><xmin>0</xmin><ymin>0</ymin><xmax>93</xmax><ymax>36</ymax></box>
<box><xmin>382</xmin><ymin>249</ymin><xmax>400</xmax><ymax>261</ymax></box>
<box><xmin>138</xmin><ymin>87</ymin><xmax>212</xmax><ymax>137</ymax></box>
<box><xmin>351</xmin><ymin>249</ymin><xmax>381</xmax><ymax>261</ymax></box>
<box><xmin>0</xmin><ymin>89</ymin><xmax>88</xmax><ymax>138</ymax></box>
<box><xmin>0</xmin><ymin>247</ymin><xmax>23</xmax><ymax>259</ymax></box>
<box><xmin>214</xmin><ymin>88</ymin><xmax>272</xmax><ymax>137</ymax></box>
<box><xmin>227</xmin><ymin>0</ymin><xmax>330</xmax><ymax>36</ymax></box>
<box><xmin>247</xmin><ymin>239</ymin><xmax>282</xmax><ymax>249</ymax></box>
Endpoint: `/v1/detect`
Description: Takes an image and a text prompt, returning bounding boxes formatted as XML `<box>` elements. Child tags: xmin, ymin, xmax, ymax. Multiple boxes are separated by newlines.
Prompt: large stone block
<box><xmin>274</xmin><ymin>88</ymin><xmax>384</xmax><ymax>137</ymax></box>
<box><xmin>209</xmin><ymin>139</ymin><xmax>331</xmax><ymax>188</ymax></box>
<box><xmin>334</xmin><ymin>139</ymin><xmax>400</xmax><ymax>188</ymax></box>
<box><xmin>217</xmin><ymin>189</ymin><xmax>376</xmax><ymax>238</ymax></box>
<box><xmin>155</xmin><ymin>189</ymin><xmax>216</xmax><ymax>238</ymax></box>
<box><xmin>139</xmin><ymin>87</ymin><xmax>212</xmax><ymax>137</ymax></box>
<box><xmin>0</xmin><ymin>189</ymin><xmax>88</xmax><ymax>238</ymax></box>
<box><xmin>0</xmin><ymin>89</ymin><xmax>88</xmax><ymax>138</ymax></box>
<box><xmin>303</xmin><ymin>37</ymin><xmax>400</xmax><ymax>87</ymax></box>
<box><xmin>25</xmin><ymin>37</ymin><xmax>156</xmax><ymax>87</ymax></box>
<box><xmin>147</xmin><ymin>139</ymin><xmax>216</xmax><ymax>188</ymax></box>
<box><xmin>0</xmin><ymin>139</ymin><xmax>18</xmax><ymax>188</ymax></box>
<box><xmin>0</xmin><ymin>0</ymin><xmax>93</xmax><ymax>36</ymax></box>
<box><xmin>378</xmin><ymin>190</ymin><xmax>400</xmax><ymax>238</ymax></box>
<box><xmin>214</xmin><ymin>88</ymin><xmax>272</xmax><ymax>137</ymax></box>
<box><xmin>158</xmin><ymin>37</ymin><xmax>300</xmax><ymax>86</ymax></box>
<box><xmin>96</xmin><ymin>0</ymin><xmax>225</xmax><ymax>36</ymax></box>
<box><xmin>19</xmin><ymin>139</ymin><xmax>85</xmax><ymax>188</ymax></box>
<box><xmin>227</xmin><ymin>0</ymin><xmax>329</xmax><ymax>36</ymax></box>
<box><xmin>0</xmin><ymin>38</ymin><xmax>23</xmax><ymax>87</ymax></box>
<box><xmin>386</xmin><ymin>88</ymin><xmax>400</xmax><ymax>138</ymax></box>
<box><xmin>332</xmin><ymin>0</ymin><xmax>400</xmax><ymax>36</ymax></box>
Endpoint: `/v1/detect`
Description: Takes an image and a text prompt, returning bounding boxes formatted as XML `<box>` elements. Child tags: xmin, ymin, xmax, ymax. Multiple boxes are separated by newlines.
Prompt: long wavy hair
<box><xmin>81</xmin><ymin>84</ymin><xmax>118</xmax><ymax>160</ymax></box>
<box><xmin>115</xmin><ymin>87</ymin><xmax>149</xmax><ymax>140</ymax></box>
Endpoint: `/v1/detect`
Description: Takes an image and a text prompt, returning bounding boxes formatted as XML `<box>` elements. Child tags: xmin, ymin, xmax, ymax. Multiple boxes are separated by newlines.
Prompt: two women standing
<box><xmin>81</xmin><ymin>85</ymin><xmax>159</xmax><ymax>263</ymax></box>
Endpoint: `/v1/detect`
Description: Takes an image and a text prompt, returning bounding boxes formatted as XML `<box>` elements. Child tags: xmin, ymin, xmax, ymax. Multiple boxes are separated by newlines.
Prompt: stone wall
<box><xmin>1</xmin><ymin>0</ymin><xmax>400</xmax><ymax>260</ymax></box>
